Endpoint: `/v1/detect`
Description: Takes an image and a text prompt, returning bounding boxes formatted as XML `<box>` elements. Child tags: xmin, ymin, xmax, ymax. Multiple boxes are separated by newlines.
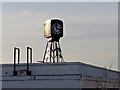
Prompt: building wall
<box><xmin>1</xmin><ymin>62</ymin><xmax>120</xmax><ymax>88</ymax></box>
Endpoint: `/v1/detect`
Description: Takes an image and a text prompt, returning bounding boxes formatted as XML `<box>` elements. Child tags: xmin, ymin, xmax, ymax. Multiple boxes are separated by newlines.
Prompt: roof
<box><xmin>1</xmin><ymin>62</ymin><xmax>119</xmax><ymax>73</ymax></box>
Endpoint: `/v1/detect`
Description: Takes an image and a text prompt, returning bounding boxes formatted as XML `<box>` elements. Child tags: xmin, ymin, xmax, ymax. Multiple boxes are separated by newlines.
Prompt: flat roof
<box><xmin>1</xmin><ymin>62</ymin><xmax>119</xmax><ymax>73</ymax></box>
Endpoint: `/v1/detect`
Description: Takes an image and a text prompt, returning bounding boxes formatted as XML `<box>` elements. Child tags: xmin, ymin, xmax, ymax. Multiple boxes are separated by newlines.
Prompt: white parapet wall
<box><xmin>1</xmin><ymin>62</ymin><xmax>120</xmax><ymax>88</ymax></box>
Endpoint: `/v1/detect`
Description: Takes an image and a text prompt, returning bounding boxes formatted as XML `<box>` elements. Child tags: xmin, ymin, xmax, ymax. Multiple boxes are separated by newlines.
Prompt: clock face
<box><xmin>51</xmin><ymin>23</ymin><xmax>62</xmax><ymax>35</ymax></box>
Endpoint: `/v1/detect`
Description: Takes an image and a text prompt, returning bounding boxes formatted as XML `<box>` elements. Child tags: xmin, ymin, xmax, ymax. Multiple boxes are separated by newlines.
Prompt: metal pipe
<box><xmin>27</xmin><ymin>47</ymin><xmax>29</xmax><ymax>72</ymax></box>
<box><xmin>14</xmin><ymin>47</ymin><xmax>16</xmax><ymax>72</ymax></box>
<box><xmin>50</xmin><ymin>42</ymin><xmax>52</xmax><ymax>63</ymax></box>
<box><xmin>53</xmin><ymin>42</ymin><xmax>55</xmax><ymax>63</ymax></box>
<box><xmin>55</xmin><ymin>42</ymin><xmax>59</xmax><ymax>62</ymax></box>
<box><xmin>26</xmin><ymin>47</ymin><xmax>32</xmax><ymax>76</ymax></box>
<box><xmin>58</xmin><ymin>42</ymin><xmax>64</xmax><ymax>62</ymax></box>
<box><xmin>13</xmin><ymin>47</ymin><xmax>20</xmax><ymax>76</ymax></box>
<box><xmin>43</xmin><ymin>42</ymin><xmax>48</xmax><ymax>63</ymax></box>
<box><xmin>30</xmin><ymin>48</ymin><xmax>32</xmax><ymax>63</ymax></box>
<box><xmin>18</xmin><ymin>48</ymin><xmax>20</xmax><ymax>64</ymax></box>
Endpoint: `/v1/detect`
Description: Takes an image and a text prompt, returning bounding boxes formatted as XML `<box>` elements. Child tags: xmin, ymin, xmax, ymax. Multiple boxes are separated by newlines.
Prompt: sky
<box><xmin>2</xmin><ymin>2</ymin><xmax>118</xmax><ymax>70</ymax></box>
<box><xmin>0</xmin><ymin>2</ymin><xmax>2</xmax><ymax>64</ymax></box>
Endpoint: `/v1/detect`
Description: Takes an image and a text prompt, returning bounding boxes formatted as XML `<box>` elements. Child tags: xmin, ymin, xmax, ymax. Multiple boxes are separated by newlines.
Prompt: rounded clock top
<box><xmin>44</xmin><ymin>18</ymin><xmax>63</xmax><ymax>23</ymax></box>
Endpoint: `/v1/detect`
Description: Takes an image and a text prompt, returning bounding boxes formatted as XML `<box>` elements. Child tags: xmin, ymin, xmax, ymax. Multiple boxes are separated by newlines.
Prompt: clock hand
<box><xmin>54</xmin><ymin>27</ymin><xmax>57</xmax><ymax>31</ymax></box>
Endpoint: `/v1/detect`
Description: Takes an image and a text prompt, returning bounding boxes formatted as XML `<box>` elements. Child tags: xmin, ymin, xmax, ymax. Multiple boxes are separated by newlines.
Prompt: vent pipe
<box><xmin>13</xmin><ymin>47</ymin><xmax>20</xmax><ymax>76</ymax></box>
<box><xmin>26</xmin><ymin>47</ymin><xmax>32</xmax><ymax>75</ymax></box>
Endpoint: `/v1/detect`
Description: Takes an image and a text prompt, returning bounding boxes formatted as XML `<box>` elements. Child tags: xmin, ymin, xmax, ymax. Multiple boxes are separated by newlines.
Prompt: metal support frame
<box><xmin>43</xmin><ymin>38</ymin><xmax>64</xmax><ymax>63</ymax></box>
<box><xmin>13</xmin><ymin>47</ymin><xmax>20</xmax><ymax>76</ymax></box>
<box><xmin>43</xmin><ymin>41</ymin><xmax>49</xmax><ymax>63</ymax></box>
<box><xmin>26</xmin><ymin>47</ymin><xmax>32</xmax><ymax>76</ymax></box>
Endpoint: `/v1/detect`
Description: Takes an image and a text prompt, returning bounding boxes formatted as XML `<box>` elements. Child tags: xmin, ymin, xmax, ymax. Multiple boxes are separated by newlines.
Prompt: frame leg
<box><xmin>43</xmin><ymin>41</ymin><xmax>49</xmax><ymax>63</ymax></box>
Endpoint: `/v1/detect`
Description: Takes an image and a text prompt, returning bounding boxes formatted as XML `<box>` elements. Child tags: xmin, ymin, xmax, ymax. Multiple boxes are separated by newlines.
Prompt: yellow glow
<box><xmin>44</xmin><ymin>22</ymin><xmax>51</xmax><ymax>38</ymax></box>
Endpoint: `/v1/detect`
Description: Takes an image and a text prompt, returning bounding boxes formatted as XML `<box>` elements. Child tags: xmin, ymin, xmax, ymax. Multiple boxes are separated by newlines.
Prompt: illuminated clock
<box><xmin>44</xmin><ymin>18</ymin><xmax>63</xmax><ymax>38</ymax></box>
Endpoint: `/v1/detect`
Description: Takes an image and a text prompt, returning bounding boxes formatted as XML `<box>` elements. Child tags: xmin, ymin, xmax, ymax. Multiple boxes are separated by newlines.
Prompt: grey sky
<box><xmin>2</xmin><ymin>2</ymin><xmax>118</xmax><ymax>70</ymax></box>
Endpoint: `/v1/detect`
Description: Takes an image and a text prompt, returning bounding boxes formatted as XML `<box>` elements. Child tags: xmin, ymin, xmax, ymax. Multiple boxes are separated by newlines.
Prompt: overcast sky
<box><xmin>2</xmin><ymin>2</ymin><xmax>118</xmax><ymax>70</ymax></box>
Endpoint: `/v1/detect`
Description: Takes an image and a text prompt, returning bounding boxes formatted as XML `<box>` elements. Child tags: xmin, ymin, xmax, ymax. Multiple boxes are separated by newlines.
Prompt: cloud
<box><xmin>18</xmin><ymin>10</ymin><xmax>31</xmax><ymax>16</ymax></box>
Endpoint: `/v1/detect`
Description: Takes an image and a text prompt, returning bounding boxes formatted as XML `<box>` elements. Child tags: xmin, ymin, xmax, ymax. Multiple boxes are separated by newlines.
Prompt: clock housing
<box><xmin>44</xmin><ymin>19</ymin><xmax>63</xmax><ymax>38</ymax></box>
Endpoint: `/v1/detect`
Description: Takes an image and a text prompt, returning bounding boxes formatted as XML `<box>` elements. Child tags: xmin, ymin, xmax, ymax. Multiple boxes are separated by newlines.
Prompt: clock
<box><xmin>51</xmin><ymin>19</ymin><xmax>63</xmax><ymax>37</ymax></box>
<box><xmin>44</xmin><ymin>18</ymin><xmax>63</xmax><ymax>38</ymax></box>
<box><xmin>52</xmin><ymin>23</ymin><xmax>62</xmax><ymax>35</ymax></box>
